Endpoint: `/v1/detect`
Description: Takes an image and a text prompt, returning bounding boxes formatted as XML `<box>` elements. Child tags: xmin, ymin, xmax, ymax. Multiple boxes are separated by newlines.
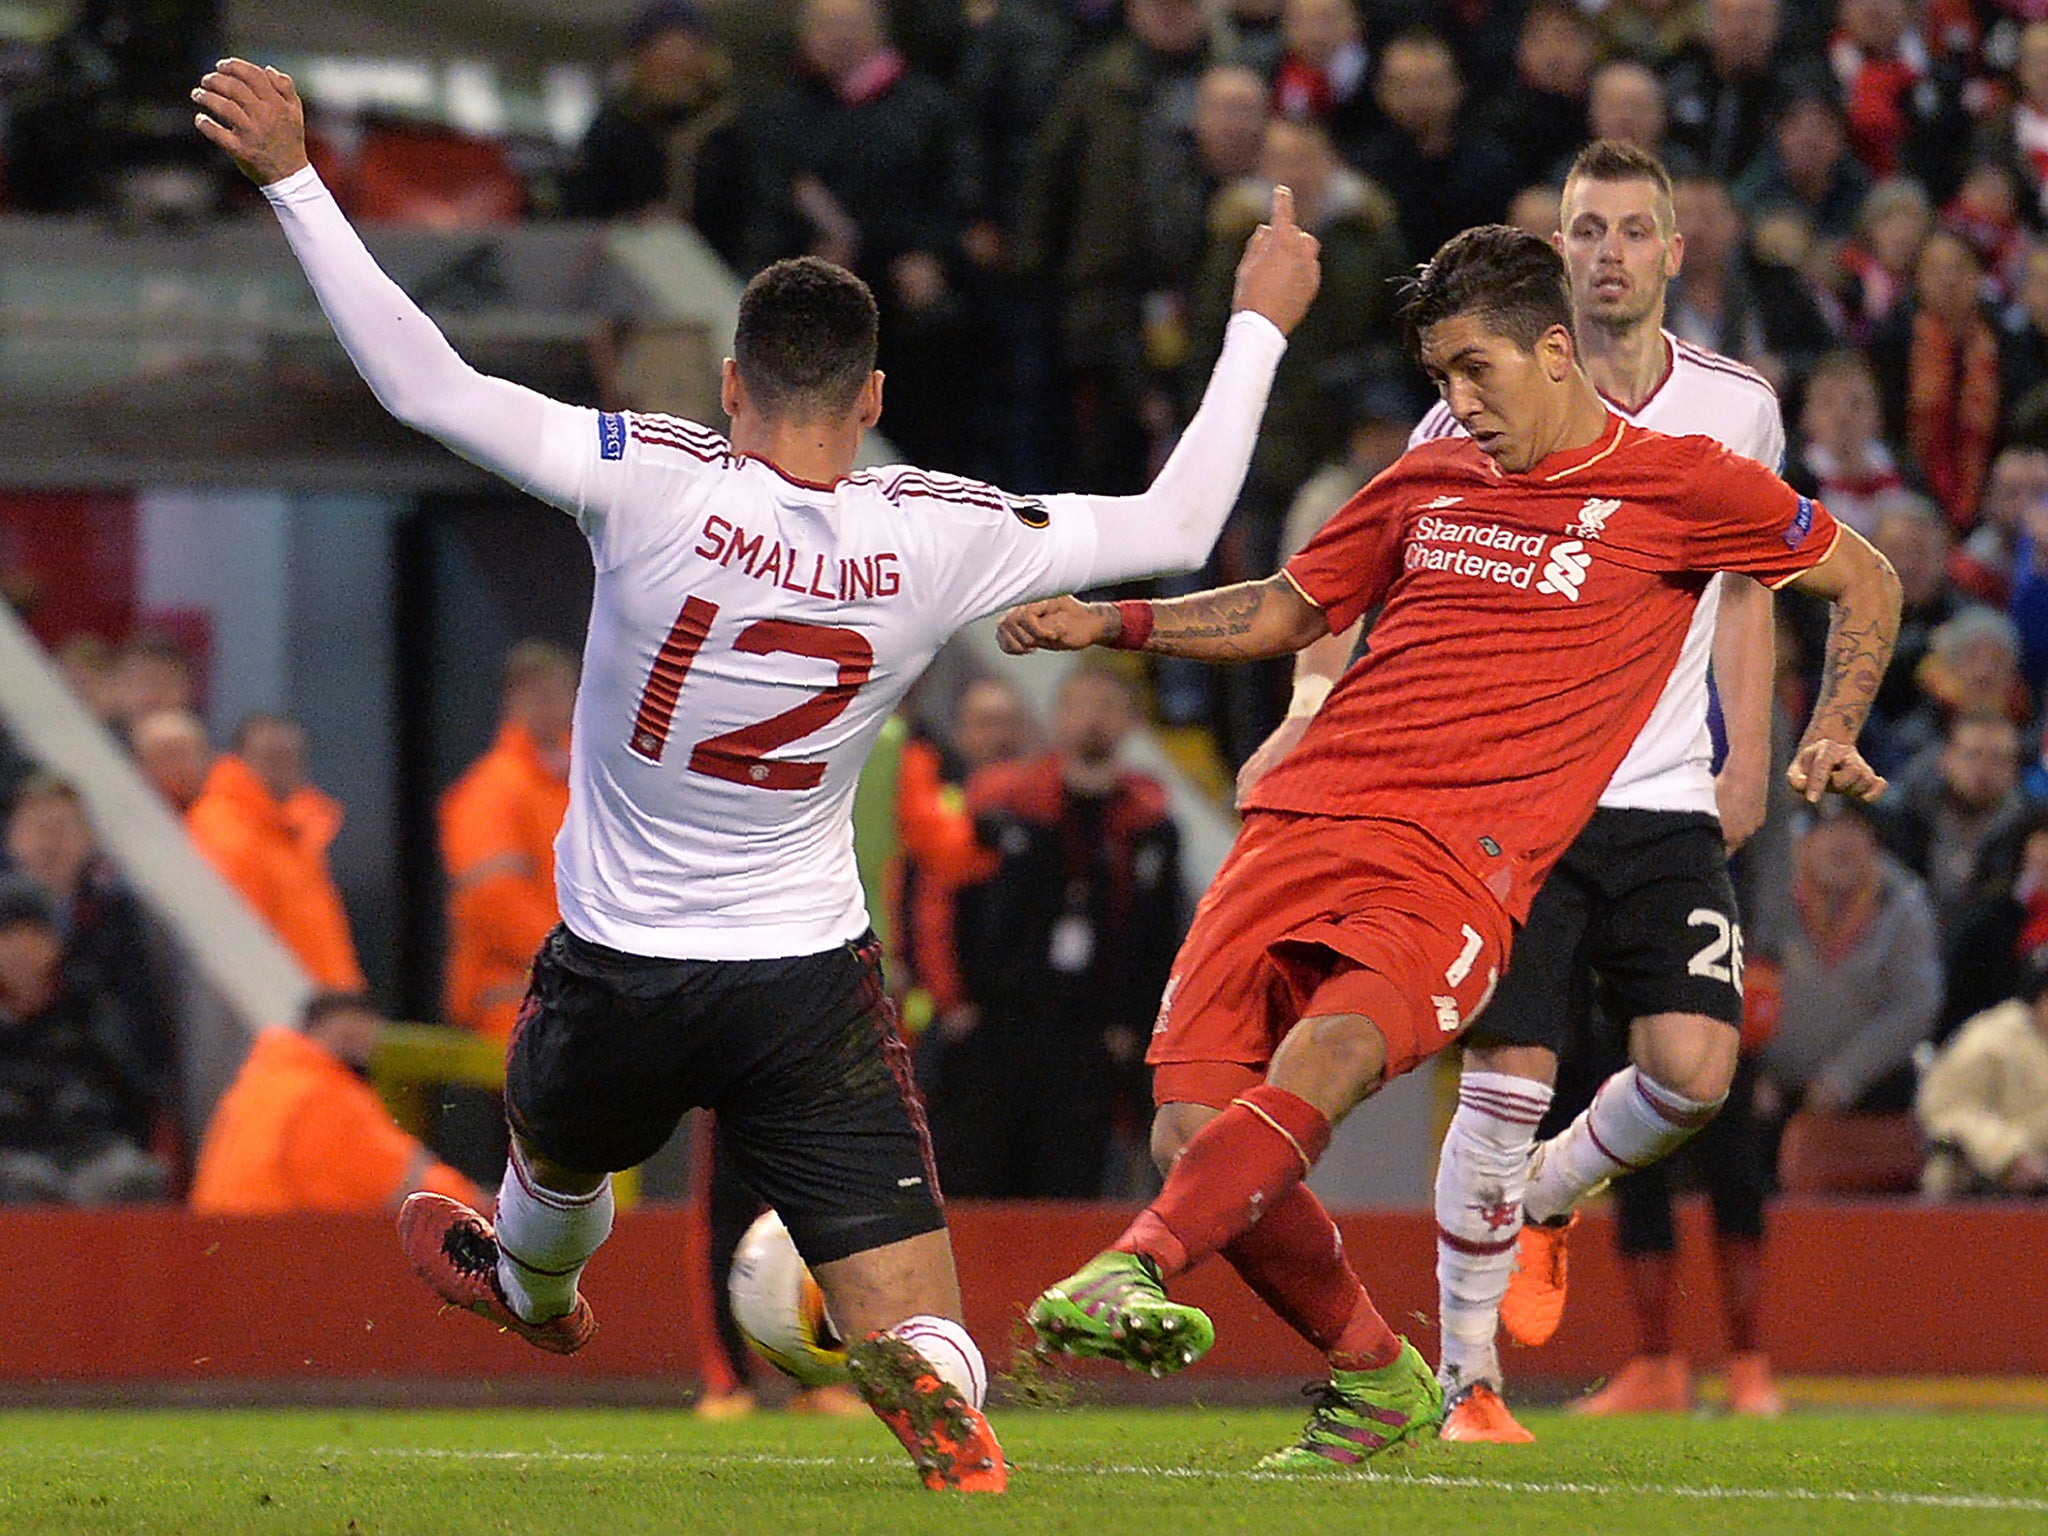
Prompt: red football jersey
<box><xmin>1244</xmin><ymin>414</ymin><xmax>1840</xmax><ymax>921</ymax></box>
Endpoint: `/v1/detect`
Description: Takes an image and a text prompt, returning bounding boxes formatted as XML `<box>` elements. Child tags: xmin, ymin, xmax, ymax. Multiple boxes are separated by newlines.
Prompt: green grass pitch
<box><xmin>1</xmin><ymin>1404</ymin><xmax>2044</xmax><ymax>1536</ymax></box>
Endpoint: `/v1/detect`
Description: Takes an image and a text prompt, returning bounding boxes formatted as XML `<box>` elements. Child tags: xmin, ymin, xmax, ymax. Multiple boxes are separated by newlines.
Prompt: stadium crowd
<box><xmin>3</xmin><ymin>0</ymin><xmax>2048</xmax><ymax>1384</ymax></box>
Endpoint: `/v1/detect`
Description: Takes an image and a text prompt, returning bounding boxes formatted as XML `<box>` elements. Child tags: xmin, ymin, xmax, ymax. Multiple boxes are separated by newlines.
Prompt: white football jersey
<box><xmin>559</xmin><ymin>420</ymin><xmax>1104</xmax><ymax>960</ymax></box>
<box><xmin>1409</xmin><ymin>333</ymin><xmax>1784</xmax><ymax>815</ymax></box>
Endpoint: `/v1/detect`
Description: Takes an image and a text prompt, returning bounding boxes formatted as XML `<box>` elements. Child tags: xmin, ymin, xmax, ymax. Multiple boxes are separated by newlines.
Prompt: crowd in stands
<box><xmin>14</xmin><ymin>0</ymin><xmax>2048</xmax><ymax>1216</ymax></box>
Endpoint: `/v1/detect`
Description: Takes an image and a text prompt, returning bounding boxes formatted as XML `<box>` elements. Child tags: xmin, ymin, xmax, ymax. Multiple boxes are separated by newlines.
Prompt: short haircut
<box><xmin>1806</xmin><ymin>347</ymin><xmax>1879</xmax><ymax>395</ymax></box>
<box><xmin>6</xmin><ymin>771</ymin><xmax>84</xmax><ymax>820</ymax></box>
<box><xmin>114</xmin><ymin>631</ymin><xmax>193</xmax><ymax>671</ymax></box>
<box><xmin>733</xmin><ymin>256</ymin><xmax>879</xmax><ymax>422</ymax></box>
<box><xmin>1929</xmin><ymin>605</ymin><xmax>2020</xmax><ymax>666</ymax></box>
<box><xmin>1399</xmin><ymin>224</ymin><xmax>1575</xmax><ymax>360</ymax></box>
<box><xmin>231</xmin><ymin>711</ymin><xmax>300</xmax><ymax>753</ymax></box>
<box><xmin>1562</xmin><ymin>139</ymin><xmax>1675</xmax><ymax>231</ymax></box>
<box><xmin>502</xmin><ymin>638</ymin><xmax>578</xmax><ymax>693</ymax></box>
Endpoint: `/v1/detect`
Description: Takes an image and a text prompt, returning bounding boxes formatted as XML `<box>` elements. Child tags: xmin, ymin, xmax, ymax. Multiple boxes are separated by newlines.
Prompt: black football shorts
<box><xmin>505</xmin><ymin>925</ymin><xmax>944</xmax><ymax>1267</ymax></box>
<box><xmin>1466</xmin><ymin>808</ymin><xmax>1745</xmax><ymax>1053</ymax></box>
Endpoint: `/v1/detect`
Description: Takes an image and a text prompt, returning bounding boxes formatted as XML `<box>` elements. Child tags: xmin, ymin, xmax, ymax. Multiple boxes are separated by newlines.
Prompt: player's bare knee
<box><xmin>515</xmin><ymin>1135</ymin><xmax>606</xmax><ymax>1198</ymax></box>
<box><xmin>1632</xmin><ymin>1012</ymin><xmax>1738</xmax><ymax>1105</ymax></box>
<box><xmin>1268</xmin><ymin>1012</ymin><xmax>1387</xmax><ymax>1122</ymax></box>
<box><xmin>1150</xmin><ymin>1101</ymin><xmax>1218</xmax><ymax>1174</ymax></box>
<box><xmin>1462</xmin><ymin>1041</ymin><xmax>1560</xmax><ymax>1087</ymax></box>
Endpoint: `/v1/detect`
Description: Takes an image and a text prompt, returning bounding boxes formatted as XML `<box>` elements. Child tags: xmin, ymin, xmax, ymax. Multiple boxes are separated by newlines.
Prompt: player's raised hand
<box><xmin>192</xmin><ymin>59</ymin><xmax>310</xmax><ymax>187</ymax></box>
<box><xmin>996</xmin><ymin>597</ymin><xmax>1122</xmax><ymax>655</ymax></box>
<box><xmin>1231</xmin><ymin>183</ymin><xmax>1322</xmax><ymax>336</ymax></box>
<box><xmin>1786</xmin><ymin>737</ymin><xmax>1886</xmax><ymax>804</ymax></box>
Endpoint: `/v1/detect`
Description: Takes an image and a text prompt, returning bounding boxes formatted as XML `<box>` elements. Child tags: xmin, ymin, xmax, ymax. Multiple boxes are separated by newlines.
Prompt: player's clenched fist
<box><xmin>192</xmin><ymin>58</ymin><xmax>311</xmax><ymax>187</ymax></box>
<box><xmin>997</xmin><ymin>597</ymin><xmax>1121</xmax><ymax>655</ymax></box>
<box><xmin>1786</xmin><ymin>737</ymin><xmax>1886</xmax><ymax>804</ymax></box>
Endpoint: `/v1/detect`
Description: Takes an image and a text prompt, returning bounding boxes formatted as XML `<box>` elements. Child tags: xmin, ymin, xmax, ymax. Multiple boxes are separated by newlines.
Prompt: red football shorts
<box><xmin>1148</xmin><ymin>811</ymin><xmax>1514</xmax><ymax>1110</ymax></box>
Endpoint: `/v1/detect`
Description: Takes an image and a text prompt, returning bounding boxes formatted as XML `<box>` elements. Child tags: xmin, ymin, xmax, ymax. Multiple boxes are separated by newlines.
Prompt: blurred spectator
<box><xmin>1917</xmin><ymin>951</ymin><xmax>2048</xmax><ymax>1196</ymax></box>
<box><xmin>1879</xmin><ymin>607</ymin><xmax>2029</xmax><ymax>775</ymax></box>
<box><xmin>1866</xmin><ymin>229</ymin><xmax>2001</xmax><ymax>533</ymax></box>
<box><xmin>1663</xmin><ymin>0</ymin><xmax>1803</xmax><ymax>182</ymax></box>
<box><xmin>747</xmin><ymin>0</ymin><xmax>977</xmax><ymax>469</ymax></box>
<box><xmin>4</xmin><ymin>773</ymin><xmax>174</xmax><ymax>1125</ymax></box>
<box><xmin>1786</xmin><ymin>350</ymin><xmax>1908</xmax><ymax>536</ymax></box>
<box><xmin>52</xmin><ymin>634</ymin><xmax>116</xmax><ymax>726</ymax></box>
<box><xmin>105</xmin><ymin>632</ymin><xmax>196</xmax><ymax>745</ymax></box>
<box><xmin>1827</xmin><ymin>0</ymin><xmax>1969</xmax><ymax>201</ymax></box>
<box><xmin>439</xmin><ymin>641</ymin><xmax>576</xmax><ymax>1043</ymax></box>
<box><xmin>1955</xmin><ymin>444</ymin><xmax>2048</xmax><ymax>605</ymax></box>
<box><xmin>1756</xmin><ymin>798</ymin><xmax>1942</xmax><ymax>1125</ymax></box>
<box><xmin>1734</xmin><ymin>78</ymin><xmax>1873</xmax><ymax>239</ymax></box>
<box><xmin>1015</xmin><ymin>0</ymin><xmax>1218</xmax><ymax>491</ymax></box>
<box><xmin>1574</xmin><ymin>60</ymin><xmax>1700</xmax><ymax>180</ymax></box>
<box><xmin>1594</xmin><ymin>0</ymin><xmax>1709</xmax><ymax>69</ymax></box>
<box><xmin>927</xmin><ymin>665</ymin><xmax>1184</xmax><ymax>1197</ymax></box>
<box><xmin>0</xmin><ymin>875</ymin><xmax>166</xmax><ymax>1204</ymax></box>
<box><xmin>1865</xmin><ymin>494</ymin><xmax>1961</xmax><ymax>739</ymax></box>
<box><xmin>891</xmin><ymin>676</ymin><xmax>1033</xmax><ymax>1039</ymax></box>
<box><xmin>1270</xmin><ymin>0</ymin><xmax>1378</xmax><ymax>163</ymax></box>
<box><xmin>1277</xmin><ymin>363</ymin><xmax>1424</xmax><ymax>565</ymax></box>
<box><xmin>1225</xmin><ymin>0</ymin><xmax>1286</xmax><ymax>73</ymax></box>
<box><xmin>1662</xmin><ymin>174</ymin><xmax>1836</xmax><ymax>388</ymax></box>
<box><xmin>1972</xmin><ymin>19</ymin><xmax>2048</xmax><ymax>230</ymax></box>
<box><xmin>187</xmin><ymin>713</ymin><xmax>365</xmax><ymax>991</ymax></box>
<box><xmin>1837</xmin><ymin>177</ymin><xmax>1932</xmax><ymax>344</ymax></box>
<box><xmin>1939</xmin><ymin>804</ymin><xmax>2048</xmax><ymax>1035</ymax></box>
<box><xmin>1879</xmin><ymin>713</ymin><xmax>2029</xmax><ymax>935</ymax></box>
<box><xmin>1185</xmin><ymin>117</ymin><xmax>1406</xmax><ymax>582</ymax></box>
<box><xmin>2000</xmin><ymin>243</ymin><xmax>2048</xmax><ymax>435</ymax></box>
<box><xmin>556</xmin><ymin>0</ymin><xmax>752</xmax><ymax>268</ymax></box>
<box><xmin>1479</xmin><ymin>2</ymin><xmax>1597</xmax><ymax>192</ymax></box>
<box><xmin>1506</xmin><ymin>182</ymin><xmax>1565</xmax><ymax>241</ymax></box>
<box><xmin>129</xmin><ymin>708</ymin><xmax>213</xmax><ymax>814</ymax></box>
<box><xmin>2</xmin><ymin>0</ymin><xmax>233</xmax><ymax>218</ymax></box>
<box><xmin>1355</xmin><ymin>29</ymin><xmax>1515</xmax><ymax>275</ymax></box>
<box><xmin>188</xmin><ymin>992</ymin><xmax>480</xmax><ymax>1215</ymax></box>
<box><xmin>1941</xmin><ymin>160</ymin><xmax>2029</xmax><ymax>303</ymax></box>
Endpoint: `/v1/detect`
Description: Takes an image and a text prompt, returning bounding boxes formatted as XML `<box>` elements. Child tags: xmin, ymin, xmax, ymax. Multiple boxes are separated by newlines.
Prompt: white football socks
<box><xmin>889</xmin><ymin>1314</ymin><xmax>988</xmax><ymax>1410</ymax></box>
<box><xmin>1523</xmin><ymin>1064</ymin><xmax>1723</xmax><ymax>1225</ymax></box>
<box><xmin>492</xmin><ymin>1143</ymin><xmax>615</xmax><ymax>1324</ymax></box>
<box><xmin>1434</xmin><ymin>1071</ymin><xmax>1553</xmax><ymax>1392</ymax></box>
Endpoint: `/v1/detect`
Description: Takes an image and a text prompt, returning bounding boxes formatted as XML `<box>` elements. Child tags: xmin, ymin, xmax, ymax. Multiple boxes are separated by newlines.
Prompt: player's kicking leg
<box><xmin>399</xmin><ymin>1134</ymin><xmax>605</xmax><ymax>1354</ymax></box>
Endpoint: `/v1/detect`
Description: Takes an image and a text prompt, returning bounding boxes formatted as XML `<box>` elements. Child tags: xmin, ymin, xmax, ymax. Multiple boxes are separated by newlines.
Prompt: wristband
<box><xmin>1287</xmin><ymin>672</ymin><xmax>1335</xmax><ymax>717</ymax></box>
<box><xmin>1109</xmin><ymin>600</ymin><xmax>1155</xmax><ymax>651</ymax></box>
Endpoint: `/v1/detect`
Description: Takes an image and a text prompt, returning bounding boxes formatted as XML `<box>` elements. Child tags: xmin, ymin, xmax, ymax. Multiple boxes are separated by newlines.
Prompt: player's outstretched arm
<box><xmin>192</xmin><ymin>60</ymin><xmax>578</xmax><ymax>507</ymax></box>
<box><xmin>1064</xmin><ymin>188</ymin><xmax>1321</xmax><ymax>587</ymax></box>
<box><xmin>1780</xmin><ymin>525</ymin><xmax>1903</xmax><ymax>804</ymax></box>
<box><xmin>997</xmin><ymin>575</ymin><xmax>1327</xmax><ymax>662</ymax></box>
<box><xmin>1710</xmin><ymin>575</ymin><xmax>1775</xmax><ymax>850</ymax></box>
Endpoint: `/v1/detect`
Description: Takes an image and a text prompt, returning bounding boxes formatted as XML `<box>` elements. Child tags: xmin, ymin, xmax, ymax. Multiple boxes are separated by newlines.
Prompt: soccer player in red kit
<box><xmin>1002</xmin><ymin>224</ymin><xmax>1901</xmax><ymax>1467</ymax></box>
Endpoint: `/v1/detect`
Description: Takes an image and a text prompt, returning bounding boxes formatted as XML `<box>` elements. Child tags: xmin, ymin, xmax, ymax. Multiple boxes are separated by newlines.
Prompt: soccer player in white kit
<box><xmin>192</xmin><ymin>59</ymin><xmax>1321</xmax><ymax>1491</ymax></box>
<box><xmin>1239</xmin><ymin>141</ymin><xmax>1784</xmax><ymax>1442</ymax></box>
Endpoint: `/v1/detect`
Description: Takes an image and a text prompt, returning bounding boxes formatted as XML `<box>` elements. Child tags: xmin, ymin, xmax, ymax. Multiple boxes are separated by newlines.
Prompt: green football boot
<box><xmin>1026</xmin><ymin>1250</ymin><xmax>1215</xmax><ymax>1377</ymax></box>
<box><xmin>1257</xmin><ymin>1338</ymin><xmax>1445</xmax><ymax>1469</ymax></box>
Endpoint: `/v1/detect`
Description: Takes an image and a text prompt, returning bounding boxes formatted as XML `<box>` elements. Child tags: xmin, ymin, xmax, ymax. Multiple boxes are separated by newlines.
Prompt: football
<box><xmin>728</xmin><ymin>1209</ymin><xmax>850</xmax><ymax>1386</ymax></box>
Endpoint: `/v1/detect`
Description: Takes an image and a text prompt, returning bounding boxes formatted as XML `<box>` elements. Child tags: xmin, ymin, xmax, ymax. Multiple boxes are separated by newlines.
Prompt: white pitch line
<box><xmin>337</xmin><ymin>1447</ymin><xmax>2048</xmax><ymax>1513</ymax></box>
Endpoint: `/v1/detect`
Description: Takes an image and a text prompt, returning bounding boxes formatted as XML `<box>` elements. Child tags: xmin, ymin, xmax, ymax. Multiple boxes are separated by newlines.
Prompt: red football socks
<box><xmin>1221</xmin><ymin>1180</ymin><xmax>1400</xmax><ymax>1371</ymax></box>
<box><xmin>1114</xmin><ymin>1085</ymin><xmax>1333</xmax><ymax>1278</ymax></box>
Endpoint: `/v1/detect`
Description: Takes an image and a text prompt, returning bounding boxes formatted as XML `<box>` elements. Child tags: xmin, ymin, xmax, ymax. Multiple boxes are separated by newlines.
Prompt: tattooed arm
<box><xmin>1779</xmin><ymin>525</ymin><xmax>1903</xmax><ymax>803</ymax></box>
<box><xmin>996</xmin><ymin>574</ymin><xmax>1328</xmax><ymax>661</ymax></box>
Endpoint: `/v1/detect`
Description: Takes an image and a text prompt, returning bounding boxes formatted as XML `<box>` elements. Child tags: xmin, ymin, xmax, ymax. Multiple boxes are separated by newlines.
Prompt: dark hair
<box><xmin>231</xmin><ymin>711</ymin><xmax>300</xmax><ymax>754</ymax></box>
<box><xmin>1398</xmin><ymin>224</ymin><xmax>1575</xmax><ymax>360</ymax></box>
<box><xmin>733</xmin><ymin>257</ymin><xmax>879</xmax><ymax>421</ymax></box>
<box><xmin>1563</xmin><ymin>138</ymin><xmax>1675</xmax><ymax>224</ymax></box>
<box><xmin>502</xmin><ymin>638</ymin><xmax>578</xmax><ymax>693</ymax></box>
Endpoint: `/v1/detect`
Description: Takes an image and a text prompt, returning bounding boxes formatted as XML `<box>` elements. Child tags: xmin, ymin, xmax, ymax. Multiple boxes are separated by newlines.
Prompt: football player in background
<box><xmin>192</xmin><ymin>57</ymin><xmax>1320</xmax><ymax>1493</ymax></box>
<box><xmin>1242</xmin><ymin>140</ymin><xmax>1789</xmax><ymax>1438</ymax></box>
<box><xmin>1000</xmin><ymin>219</ymin><xmax>1898</xmax><ymax>1467</ymax></box>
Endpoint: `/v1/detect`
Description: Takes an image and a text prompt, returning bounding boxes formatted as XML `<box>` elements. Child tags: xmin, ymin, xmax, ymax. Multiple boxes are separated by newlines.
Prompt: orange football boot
<box><xmin>1441</xmin><ymin>1383</ymin><xmax>1536</xmax><ymax>1443</ymax></box>
<box><xmin>848</xmin><ymin>1332</ymin><xmax>1007</xmax><ymax>1492</ymax></box>
<box><xmin>1500</xmin><ymin>1212</ymin><xmax>1576</xmax><ymax>1347</ymax></box>
<box><xmin>1571</xmin><ymin>1353</ymin><xmax>1691</xmax><ymax>1415</ymax></box>
<box><xmin>398</xmin><ymin>1193</ymin><xmax>595</xmax><ymax>1354</ymax></box>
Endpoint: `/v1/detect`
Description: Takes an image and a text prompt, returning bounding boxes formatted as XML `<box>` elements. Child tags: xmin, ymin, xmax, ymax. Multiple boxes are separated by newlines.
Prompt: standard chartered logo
<box><xmin>1535</xmin><ymin>539</ymin><xmax>1591</xmax><ymax>601</ymax></box>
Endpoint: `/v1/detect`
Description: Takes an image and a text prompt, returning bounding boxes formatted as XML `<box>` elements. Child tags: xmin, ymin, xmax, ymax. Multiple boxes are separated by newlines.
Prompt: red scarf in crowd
<box><xmin>1907</xmin><ymin>309</ymin><xmax>2001</xmax><ymax>532</ymax></box>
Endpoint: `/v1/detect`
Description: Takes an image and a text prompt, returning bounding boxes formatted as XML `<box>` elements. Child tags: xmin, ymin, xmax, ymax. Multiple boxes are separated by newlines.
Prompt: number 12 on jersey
<box><xmin>628</xmin><ymin>594</ymin><xmax>874</xmax><ymax>791</ymax></box>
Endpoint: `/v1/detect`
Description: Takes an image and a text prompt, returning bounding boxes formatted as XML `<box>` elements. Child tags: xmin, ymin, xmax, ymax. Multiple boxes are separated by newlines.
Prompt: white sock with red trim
<box><xmin>889</xmin><ymin>1315</ymin><xmax>987</xmax><ymax>1410</ymax></box>
<box><xmin>1434</xmin><ymin>1070</ymin><xmax>1552</xmax><ymax>1392</ymax></box>
<box><xmin>1523</xmin><ymin>1064</ymin><xmax>1723</xmax><ymax>1225</ymax></box>
<box><xmin>492</xmin><ymin>1145</ymin><xmax>614</xmax><ymax>1324</ymax></box>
